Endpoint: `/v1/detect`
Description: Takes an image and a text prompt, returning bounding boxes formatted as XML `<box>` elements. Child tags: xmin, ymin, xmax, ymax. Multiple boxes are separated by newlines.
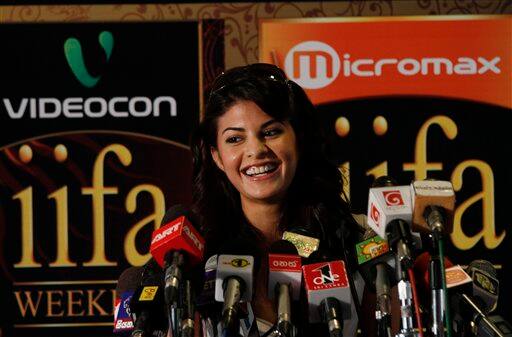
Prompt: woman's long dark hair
<box><xmin>191</xmin><ymin>64</ymin><xmax>361</xmax><ymax>261</ymax></box>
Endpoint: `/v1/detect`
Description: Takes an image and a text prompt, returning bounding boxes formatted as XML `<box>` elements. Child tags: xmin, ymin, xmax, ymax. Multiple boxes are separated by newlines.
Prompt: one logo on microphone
<box><xmin>303</xmin><ymin>261</ymin><xmax>349</xmax><ymax>291</ymax></box>
<box><xmin>382</xmin><ymin>190</ymin><xmax>404</xmax><ymax>206</ymax></box>
<box><xmin>285</xmin><ymin>40</ymin><xmax>340</xmax><ymax>89</ymax></box>
<box><xmin>370</xmin><ymin>203</ymin><xmax>380</xmax><ymax>225</ymax></box>
<box><xmin>312</xmin><ymin>264</ymin><xmax>339</xmax><ymax>285</ymax></box>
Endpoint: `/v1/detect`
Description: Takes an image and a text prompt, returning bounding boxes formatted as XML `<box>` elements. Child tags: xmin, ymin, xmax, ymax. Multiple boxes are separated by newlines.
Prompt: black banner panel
<box><xmin>0</xmin><ymin>21</ymin><xmax>214</xmax><ymax>336</ymax></box>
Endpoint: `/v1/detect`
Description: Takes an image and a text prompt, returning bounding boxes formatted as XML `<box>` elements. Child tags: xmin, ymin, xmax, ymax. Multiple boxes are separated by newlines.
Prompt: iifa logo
<box><xmin>64</xmin><ymin>31</ymin><xmax>114</xmax><ymax>88</ymax></box>
<box><xmin>285</xmin><ymin>40</ymin><xmax>501</xmax><ymax>90</ymax></box>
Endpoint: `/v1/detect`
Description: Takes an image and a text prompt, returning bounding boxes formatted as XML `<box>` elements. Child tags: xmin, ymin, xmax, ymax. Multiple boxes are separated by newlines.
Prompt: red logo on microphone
<box><xmin>269</xmin><ymin>254</ymin><xmax>301</xmax><ymax>272</ymax></box>
<box><xmin>370</xmin><ymin>203</ymin><xmax>380</xmax><ymax>226</ymax></box>
<box><xmin>303</xmin><ymin>261</ymin><xmax>348</xmax><ymax>291</ymax></box>
<box><xmin>382</xmin><ymin>190</ymin><xmax>404</xmax><ymax>206</ymax></box>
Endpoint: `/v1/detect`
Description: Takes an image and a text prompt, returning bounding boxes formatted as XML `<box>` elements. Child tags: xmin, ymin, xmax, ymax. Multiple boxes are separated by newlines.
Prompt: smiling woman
<box><xmin>191</xmin><ymin>63</ymin><xmax>364</xmax><ymax>336</ymax></box>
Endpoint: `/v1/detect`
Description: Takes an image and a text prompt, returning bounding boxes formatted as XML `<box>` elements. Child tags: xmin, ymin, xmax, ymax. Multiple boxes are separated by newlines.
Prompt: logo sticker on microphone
<box><xmin>473</xmin><ymin>270</ymin><xmax>498</xmax><ymax>295</ymax></box>
<box><xmin>228</xmin><ymin>258</ymin><xmax>250</xmax><ymax>268</ymax></box>
<box><xmin>370</xmin><ymin>203</ymin><xmax>380</xmax><ymax>225</ymax></box>
<box><xmin>303</xmin><ymin>261</ymin><xmax>349</xmax><ymax>291</ymax></box>
<box><xmin>382</xmin><ymin>190</ymin><xmax>404</xmax><ymax>206</ymax></box>
<box><xmin>139</xmin><ymin>286</ymin><xmax>159</xmax><ymax>301</ymax></box>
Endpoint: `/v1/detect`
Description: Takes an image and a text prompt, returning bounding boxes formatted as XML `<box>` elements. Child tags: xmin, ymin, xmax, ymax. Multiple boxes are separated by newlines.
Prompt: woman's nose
<box><xmin>246</xmin><ymin>136</ymin><xmax>268</xmax><ymax>158</ymax></box>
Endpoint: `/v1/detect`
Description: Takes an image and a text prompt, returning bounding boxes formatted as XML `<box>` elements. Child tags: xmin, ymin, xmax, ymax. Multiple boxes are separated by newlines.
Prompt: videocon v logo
<box><xmin>64</xmin><ymin>31</ymin><xmax>114</xmax><ymax>88</ymax></box>
<box><xmin>284</xmin><ymin>41</ymin><xmax>341</xmax><ymax>89</ymax></box>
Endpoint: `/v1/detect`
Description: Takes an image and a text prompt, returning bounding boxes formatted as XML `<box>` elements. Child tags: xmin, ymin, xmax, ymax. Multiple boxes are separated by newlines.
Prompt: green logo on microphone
<box><xmin>64</xmin><ymin>31</ymin><xmax>114</xmax><ymax>88</ymax></box>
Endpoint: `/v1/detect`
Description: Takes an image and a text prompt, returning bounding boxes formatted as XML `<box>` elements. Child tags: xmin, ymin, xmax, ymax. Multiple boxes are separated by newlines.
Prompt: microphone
<box><xmin>302</xmin><ymin>259</ymin><xmax>351</xmax><ymax>337</ymax></box>
<box><xmin>411</xmin><ymin>180</ymin><xmax>456</xmax><ymax>337</ymax></box>
<box><xmin>196</xmin><ymin>254</ymin><xmax>219</xmax><ymax>308</ymax></box>
<box><xmin>181</xmin><ymin>279</ymin><xmax>195</xmax><ymax>337</ymax></box>
<box><xmin>355</xmin><ymin>235</ymin><xmax>394</xmax><ymax>337</ymax></box>
<box><xmin>411</xmin><ymin>180</ymin><xmax>455</xmax><ymax>235</ymax></box>
<box><xmin>467</xmin><ymin>260</ymin><xmax>499</xmax><ymax>314</ymax></box>
<box><xmin>268</xmin><ymin>240</ymin><xmax>302</xmax><ymax>337</ymax></box>
<box><xmin>129</xmin><ymin>262</ymin><xmax>167</xmax><ymax>337</ymax></box>
<box><xmin>215</xmin><ymin>240</ymin><xmax>259</xmax><ymax>336</ymax></box>
<box><xmin>150</xmin><ymin>205</ymin><xmax>205</xmax><ymax>304</ymax></box>
<box><xmin>367</xmin><ymin>181</ymin><xmax>419</xmax><ymax>336</ymax></box>
<box><xmin>448</xmin><ymin>264</ymin><xmax>510</xmax><ymax>337</ymax></box>
<box><xmin>114</xmin><ymin>267</ymin><xmax>144</xmax><ymax>335</ymax></box>
<box><xmin>149</xmin><ymin>205</ymin><xmax>205</xmax><ymax>337</ymax></box>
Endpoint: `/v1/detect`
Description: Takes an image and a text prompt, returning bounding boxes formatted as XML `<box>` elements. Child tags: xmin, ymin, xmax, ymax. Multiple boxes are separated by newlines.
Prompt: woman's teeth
<box><xmin>245</xmin><ymin>164</ymin><xmax>277</xmax><ymax>176</ymax></box>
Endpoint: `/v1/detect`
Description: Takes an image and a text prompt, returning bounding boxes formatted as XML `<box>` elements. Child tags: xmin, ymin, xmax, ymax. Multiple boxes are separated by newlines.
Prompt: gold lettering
<box><xmin>47</xmin><ymin>290</ymin><xmax>64</xmax><ymax>317</ymax></box>
<box><xmin>66</xmin><ymin>290</ymin><xmax>85</xmax><ymax>317</ymax></box>
<box><xmin>13</xmin><ymin>187</ymin><xmax>41</xmax><ymax>268</ymax></box>
<box><xmin>451</xmin><ymin>160</ymin><xmax>505</xmax><ymax>249</ymax></box>
<box><xmin>82</xmin><ymin>144</ymin><xmax>132</xmax><ymax>266</ymax></box>
<box><xmin>48</xmin><ymin>186</ymin><xmax>76</xmax><ymax>267</ymax></box>
<box><xmin>87</xmin><ymin>289</ymin><xmax>109</xmax><ymax>316</ymax></box>
<box><xmin>124</xmin><ymin>184</ymin><xmax>165</xmax><ymax>266</ymax></box>
<box><xmin>366</xmin><ymin>161</ymin><xmax>388</xmax><ymax>180</ymax></box>
<box><xmin>403</xmin><ymin>116</ymin><xmax>458</xmax><ymax>179</ymax></box>
<box><xmin>14</xmin><ymin>291</ymin><xmax>43</xmax><ymax>317</ymax></box>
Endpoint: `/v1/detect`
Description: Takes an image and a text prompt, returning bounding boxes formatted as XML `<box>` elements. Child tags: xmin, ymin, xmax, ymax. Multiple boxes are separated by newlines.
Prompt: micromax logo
<box><xmin>285</xmin><ymin>40</ymin><xmax>502</xmax><ymax>90</ymax></box>
<box><xmin>285</xmin><ymin>41</ymin><xmax>340</xmax><ymax>89</ymax></box>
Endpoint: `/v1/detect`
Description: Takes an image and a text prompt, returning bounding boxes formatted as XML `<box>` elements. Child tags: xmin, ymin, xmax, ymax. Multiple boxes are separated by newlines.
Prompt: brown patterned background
<box><xmin>1</xmin><ymin>1</ymin><xmax>510</xmax><ymax>69</ymax></box>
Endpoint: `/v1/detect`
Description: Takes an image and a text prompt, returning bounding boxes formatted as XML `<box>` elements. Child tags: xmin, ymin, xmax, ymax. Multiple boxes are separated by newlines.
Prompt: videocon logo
<box><xmin>64</xmin><ymin>31</ymin><xmax>114</xmax><ymax>88</ymax></box>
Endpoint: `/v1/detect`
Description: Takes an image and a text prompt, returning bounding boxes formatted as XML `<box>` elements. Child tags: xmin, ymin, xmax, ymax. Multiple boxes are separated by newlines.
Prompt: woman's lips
<box><xmin>242</xmin><ymin>164</ymin><xmax>281</xmax><ymax>181</ymax></box>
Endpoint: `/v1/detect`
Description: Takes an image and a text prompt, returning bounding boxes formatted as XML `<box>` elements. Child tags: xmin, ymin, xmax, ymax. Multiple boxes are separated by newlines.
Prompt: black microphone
<box><xmin>467</xmin><ymin>260</ymin><xmax>499</xmax><ymax>315</ymax></box>
<box><xmin>129</xmin><ymin>260</ymin><xmax>167</xmax><ymax>337</ymax></box>
<box><xmin>448</xmin><ymin>261</ymin><xmax>511</xmax><ymax>337</ymax></box>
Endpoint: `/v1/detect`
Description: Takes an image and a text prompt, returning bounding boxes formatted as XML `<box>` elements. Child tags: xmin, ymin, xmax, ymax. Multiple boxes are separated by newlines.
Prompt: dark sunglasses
<box><xmin>208</xmin><ymin>63</ymin><xmax>289</xmax><ymax>103</ymax></box>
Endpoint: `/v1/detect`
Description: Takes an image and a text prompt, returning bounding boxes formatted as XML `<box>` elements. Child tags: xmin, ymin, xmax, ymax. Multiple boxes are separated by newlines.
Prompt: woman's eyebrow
<box><xmin>261</xmin><ymin>119</ymin><xmax>283</xmax><ymax>129</ymax></box>
<box><xmin>221</xmin><ymin>127</ymin><xmax>245</xmax><ymax>135</ymax></box>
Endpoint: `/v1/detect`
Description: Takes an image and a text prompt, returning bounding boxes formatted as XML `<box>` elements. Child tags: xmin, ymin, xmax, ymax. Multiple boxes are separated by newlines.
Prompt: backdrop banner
<box><xmin>0</xmin><ymin>20</ymin><xmax>224</xmax><ymax>337</ymax></box>
<box><xmin>260</xmin><ymin>15</ymin><xmax>512</xmax><ymax>320</ymax></box>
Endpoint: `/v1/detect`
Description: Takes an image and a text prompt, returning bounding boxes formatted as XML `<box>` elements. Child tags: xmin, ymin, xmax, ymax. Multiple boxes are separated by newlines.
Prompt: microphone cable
<box><xmin>341</xmin><ymin>230</ymin><xmax>363</xmax><ymax>336</ymax></box>
<box><xmin>407</xmin><ymin>268</ymin><xmax>424</xmax><ymax>337</ymax></box>
<box><xmin>439</xmin><ymin>237</ymin><xmax>452</xmax><ymax>337</ymax></box>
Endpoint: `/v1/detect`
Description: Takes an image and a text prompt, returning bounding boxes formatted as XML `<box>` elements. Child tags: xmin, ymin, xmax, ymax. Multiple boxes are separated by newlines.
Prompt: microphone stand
<box><xmin>428</xmin><ymin>233</ymin><xmax>445</xmax><ymax>337</ymax></box>
<box><xmin>386</xmin><ymin>220</ymin><xmax>419</xmax><ymax>337</ymax></box>
<box><xmin>375</xmin><ymin>264</ymin><xmax>392</xmax><ymax>337</ymax></box>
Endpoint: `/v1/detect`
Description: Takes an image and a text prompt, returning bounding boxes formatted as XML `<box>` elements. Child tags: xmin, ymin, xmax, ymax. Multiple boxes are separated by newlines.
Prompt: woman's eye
<box><xmin>225</xmin><ymin>136</ymin><xmax>242</xmax><ymax>144</ymax></box>
<box><xmin>263</xmin><ymin>128</ymin><xmax>282</xmax><ymax>137</ymax></box>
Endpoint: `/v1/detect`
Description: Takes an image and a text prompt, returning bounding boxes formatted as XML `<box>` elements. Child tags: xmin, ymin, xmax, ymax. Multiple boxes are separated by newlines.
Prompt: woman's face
<box><xmin>211</xmin><ymin>100</ymin><xmax>299</xmax><ymax>205</ymax></box>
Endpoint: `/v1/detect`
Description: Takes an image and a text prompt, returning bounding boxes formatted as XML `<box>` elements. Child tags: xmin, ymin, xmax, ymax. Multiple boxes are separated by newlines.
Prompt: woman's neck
<box><xmin>241</xmin><ymin>199</ymin><xmax>282</xmax><ymax>243</ymax></box>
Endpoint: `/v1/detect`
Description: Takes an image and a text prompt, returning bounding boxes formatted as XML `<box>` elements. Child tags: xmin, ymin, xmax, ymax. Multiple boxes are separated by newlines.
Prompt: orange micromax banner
<box><xmin>260</xmin><ymin>16</ymin><xmax>511</xmax><ymax>109</ymax></box>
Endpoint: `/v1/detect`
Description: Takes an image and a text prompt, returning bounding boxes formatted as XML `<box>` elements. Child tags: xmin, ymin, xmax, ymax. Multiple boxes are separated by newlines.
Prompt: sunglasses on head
<box><xmin>208</xmin><ymin>63</ymin><xmax>289</xmax><ymax>103</ymax></box>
